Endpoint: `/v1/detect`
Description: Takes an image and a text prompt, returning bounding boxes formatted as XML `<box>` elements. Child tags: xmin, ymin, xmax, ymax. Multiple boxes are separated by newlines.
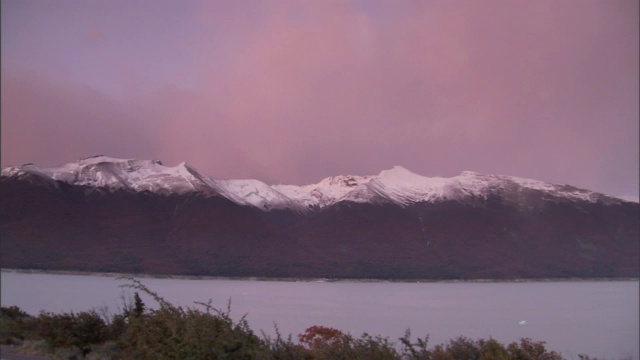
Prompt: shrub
<box><xmin>260</xmin><ymin>325</ymin><xmax>310</xmax><ymax>360</ymax></box>
<box><xmin>35</xmin><ymin>310</ymin><xmax>109</xmax><ymax>355</ymax></box>
<box><xmin>433</xmin><ymin>336</ymin><xmax>482</xmax><ymax>359</ymax></box>
<box><xmin>299</xmin><ymin>326</ymin><xmax>352</xmax><ymax>351</ymax></box>
<box><xmin>116</xmin><ymin>279</ymin><xmax>266</xmax><ymax>359</ymax></box>
<box><xmin>345</xmin><ymin>333</ymin><xmax>399</xmax><ymax>360</ymax></box>
<box><xmin>85</xmin><ymin>341</ymin><xmax>120</xmax><ymax>360</ymax></box>
<box><xmin>0</xmin><ymin>306</ymin><xmax>38</xmax><ymax>345</ymax></box>
<box><xmin>399</xmin><ymin>330</ymin><xmax>431</xmax><ymax>359</ymax></box>
<box><xmin>1</xmin><ymin>306</ymin><xmax>30</xmax><ymax>319</ymax></box>
<box><xmin>400</xmin><ymin>335</ymin><xmax>563</xmax><ymax>360</ymax></box>
<box><xmin>297</xmin><ymin>326</ymin><xmax>399</xmax><ymax>360</ymax></box>
<box><xmin>506</xmin><ymin>338</ymin><xmax>563</xmax><ymax>360</ymax></box>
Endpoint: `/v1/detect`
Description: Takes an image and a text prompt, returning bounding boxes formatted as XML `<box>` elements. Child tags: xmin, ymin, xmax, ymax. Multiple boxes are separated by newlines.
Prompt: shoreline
<box><xmin>2</xmin><ymin>268</ymin><xmax>638</xmax><ymax>284</ymax></box>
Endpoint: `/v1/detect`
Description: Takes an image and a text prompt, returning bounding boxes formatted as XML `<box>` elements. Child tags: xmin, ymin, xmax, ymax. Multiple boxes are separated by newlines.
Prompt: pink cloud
<box><xmin>1</xmin><ymin>0</ymin><xmax>637</xmax><ymax>196</ymax></box>
<box><xmin>84</xmin><ymin>29</ymin><xmax>106</xmax><ymax>45</ymax></box>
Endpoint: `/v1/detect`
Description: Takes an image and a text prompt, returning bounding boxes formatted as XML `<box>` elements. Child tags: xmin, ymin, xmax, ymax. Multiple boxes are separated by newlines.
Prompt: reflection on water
<box><xmin>1</xmin><ymin>271</ymin><xmax>638</xmax><ymax>360</ymax></box>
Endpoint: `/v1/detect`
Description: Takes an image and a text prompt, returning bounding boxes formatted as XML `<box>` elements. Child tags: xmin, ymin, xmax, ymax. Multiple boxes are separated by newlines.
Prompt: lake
<box><xmin>1</xmin><ymin>271</ymin><xmax>637</xmax><ymax>359</ymax></box>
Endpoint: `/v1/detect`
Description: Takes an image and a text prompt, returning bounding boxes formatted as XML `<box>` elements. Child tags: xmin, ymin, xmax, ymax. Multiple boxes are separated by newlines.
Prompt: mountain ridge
<box><xmin>2</xmin><ymin>156</ymin><xmax>633</xmax><ymax>213</ymax></box>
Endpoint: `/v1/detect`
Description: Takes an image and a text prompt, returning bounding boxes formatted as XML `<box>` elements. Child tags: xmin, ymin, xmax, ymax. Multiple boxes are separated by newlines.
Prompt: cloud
<box><xmin>84</xmin><ymin>29</ymin><xmax>106</xmax><ymax>45</ymax></box>
<box><xmin>1</xmin><ymin>0</ymin><xmax>637</xmax><ymax>196</ymax></box>
<box><xmin>0</xmin><ymin>68</ymin><xmax>158</xmax><ymax>166</ymax></box>
<box><xmin>186</xmin><ymin>0</ymin><xmax>638</xmax><ymax>188</ymax></box>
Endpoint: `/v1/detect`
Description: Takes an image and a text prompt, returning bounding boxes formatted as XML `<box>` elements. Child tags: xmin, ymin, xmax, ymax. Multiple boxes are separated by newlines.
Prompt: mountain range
<box><xmin>1</xmin><ymin>156</ymin><xmax>638</xmax><ymax>279</ymax></box>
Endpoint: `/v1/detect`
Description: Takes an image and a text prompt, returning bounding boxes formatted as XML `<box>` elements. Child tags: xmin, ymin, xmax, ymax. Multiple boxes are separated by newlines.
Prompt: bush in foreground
<box><xmin>0</xmin><ymin>278</ymin><xmax>589</xmax><ymax>360</ymax></box>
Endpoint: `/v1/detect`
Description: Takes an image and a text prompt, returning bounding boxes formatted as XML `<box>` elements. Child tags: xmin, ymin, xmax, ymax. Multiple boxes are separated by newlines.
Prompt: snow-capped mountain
<box><xmin>273</xmin><ymin>174</ymin><xmax>374</xmax><ymax>208</ymax></box>
<box><xmin>213</xmin><ymin>179</ymin><xmax>305</xmax><ymax>211</ymax></box>
<box><xmin>2</xmin><ymin>156</ymin><xmax>300</xmax><ymax>211</ymax></box>
<box><xmin>1</xmin><ymin>156</ymin><xmax>215</xmax><ymax>195</ymax></box>
<box><xmin>1</xmin><ymin>156</ymin><xmax>629</xmax><ymax>212</ymax></box>
<box><xmin>2</xmin><ymin>156</ymin><xmax>638</xmax><ymax>280</ymax></box>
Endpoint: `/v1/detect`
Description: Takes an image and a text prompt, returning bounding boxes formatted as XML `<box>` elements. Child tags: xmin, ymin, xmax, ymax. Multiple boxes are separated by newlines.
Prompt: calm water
<box><xmin>1</xmin><ymin>271</ymin><xmax>637</xmax><ymax>360</ymax></box>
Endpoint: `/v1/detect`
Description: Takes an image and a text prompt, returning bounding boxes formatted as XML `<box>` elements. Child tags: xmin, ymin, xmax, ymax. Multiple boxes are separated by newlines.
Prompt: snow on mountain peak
<box><xmin>2</xmin><ymin>156</ymin><xmax>212</xmax><ymax>195</ymax></box>
<box><xmin>363</xmin><ymin>166</ymin><xmax>451</xmax><ymax>205</ymax></box>
<box><xmin>324</xmin><ymin>174</ymin><xmax>371</xmax><ymax>188</ymax></box>
<box><xmin>215</xmin><ymin>179</ymin><xmax>303</xmax><ymax>211</ymax></box>
<box><xmin>273</xmin><ymin>173</ymin><xmax>373</xmax><ymax>208</ymax></box>
<box><xmin>1</xmin><ymin>157</ymin><xmax>628</xmax><ymax>211</ymax></box>
<box><xmin>377</xmin><ymin>166</ymin><xmax>447</xmax><ymax>189</ymax></box>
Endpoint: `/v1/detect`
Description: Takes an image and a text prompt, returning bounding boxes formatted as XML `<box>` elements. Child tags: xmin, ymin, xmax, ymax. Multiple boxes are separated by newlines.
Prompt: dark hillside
<box><xmin>1</xmin><ymin>176</ymin><xmax>638</xmax><ymax>279</ymax></box>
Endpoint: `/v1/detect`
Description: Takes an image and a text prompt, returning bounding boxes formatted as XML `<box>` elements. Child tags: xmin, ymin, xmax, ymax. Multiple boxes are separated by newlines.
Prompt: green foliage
<box><xmin>35</xmin><ymin>310</ymin><xmax>109</xmax><ymax>353</ymax></box>
<box><xmin>344</xmin><ymin>333</ymin><xmax>399</xmax><ymax>360</ymax></box>
<box><xmin>118</xmin><ymin>305</ymin><xmax>264</xmax><ymax>359</ymax></box>
<box><xmin>399</xmin><ymin>330</ymin><xmax>431</xmax><ymax>359</ymax></box>
<box><xmin>260</xmin><ymin>324</ymin><xmax>312</xmax><ymax>359</ymax></box>
<box><xmin>116</xmin><ymin>277</ymin><xmax>266</xmax><ymax>359</ymax></box>
<box><xmin>399</xmin><ymin>335</ymin><xmax>563</xmax><ymax>360</ymax></box>
<box><xmin>133</xmin><ymin>292</ymin><xmax>146</xmax><ymax>317</ymax></box>
<box><xmin>1</xmin><ymin>305</ymin><xmax>30</xmax><ymax>319</ymax></box>
<box><xmin>505</xmin><ymin>338</ymin><xmax>563</xmax><ymax>360</ymax></box>
<box><xmin>0</xmin><ymin>305</ymin><xmax>38</xmax><ymax>345</ymax></box>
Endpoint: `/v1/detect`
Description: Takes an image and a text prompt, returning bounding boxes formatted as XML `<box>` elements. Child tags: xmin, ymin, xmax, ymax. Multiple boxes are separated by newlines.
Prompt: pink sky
<box><xmin>1</xmin><ymin>0</ymin><xmax>638</xmax><ymax>197</ymax></box>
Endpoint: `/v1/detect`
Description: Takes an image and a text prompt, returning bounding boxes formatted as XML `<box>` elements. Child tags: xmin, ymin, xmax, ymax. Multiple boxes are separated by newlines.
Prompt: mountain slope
<box><xmin>1</xmin><ymin>156</ymin><xmax>637</xmax><ymax>279</ymax></box>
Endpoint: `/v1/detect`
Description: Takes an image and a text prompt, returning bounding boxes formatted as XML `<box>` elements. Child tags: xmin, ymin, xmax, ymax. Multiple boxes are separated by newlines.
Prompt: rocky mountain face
<box><xmin>1</xmin><ymin>156</ymin><xmax>638</xmax><ymax>279</ymax></box>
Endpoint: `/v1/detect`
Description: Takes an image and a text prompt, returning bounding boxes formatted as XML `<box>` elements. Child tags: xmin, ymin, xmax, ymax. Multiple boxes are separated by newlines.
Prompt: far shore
<box><xmin>2</xmin><ymin>268</ymin><xmax>638</xmax><ymax>284</ymax></box>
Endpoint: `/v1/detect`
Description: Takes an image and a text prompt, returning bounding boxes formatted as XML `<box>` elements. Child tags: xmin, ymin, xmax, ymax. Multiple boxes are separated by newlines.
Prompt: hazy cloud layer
<box><xmin>1</xmin><ymin>0</ymin><xmax>638</xmax><ymax>196</ymax></box>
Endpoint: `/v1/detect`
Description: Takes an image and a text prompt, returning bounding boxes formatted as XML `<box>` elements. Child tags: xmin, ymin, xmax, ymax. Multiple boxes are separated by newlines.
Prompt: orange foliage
<box><xmin>298</xmin><ymin>325</ymin><xmax>352</xmax><ymax>350</ymax></box>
